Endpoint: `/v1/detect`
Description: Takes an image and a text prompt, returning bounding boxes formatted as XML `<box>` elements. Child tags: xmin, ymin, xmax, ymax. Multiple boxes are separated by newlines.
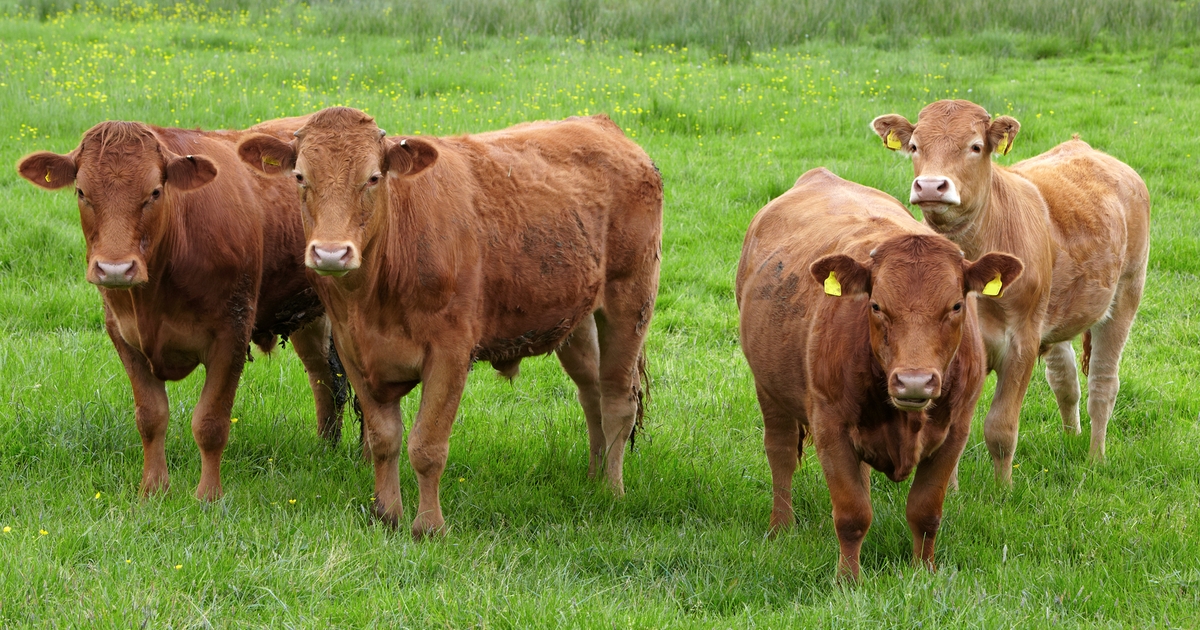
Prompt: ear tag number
<box><xmin>824</xmin><ymin>271</ymin><xmax>842</xmax><ymax>296</ymax></box>
<box><xmin>885</xmin><ymin>130</ymin><xmax>902</xmax><ymax>150</ymax></box>
<box><xmin>262</xmin><ymin>156</ymin><xmax>280</xmax><ymax>167</ymax></box>
<box><xmin>982</xmin><ymin>272</ymin><xmax>1003</xmax><ymax>296</ymax></box>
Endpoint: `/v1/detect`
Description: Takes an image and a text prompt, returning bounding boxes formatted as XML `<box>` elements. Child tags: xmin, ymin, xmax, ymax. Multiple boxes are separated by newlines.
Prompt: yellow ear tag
<box><xmin>824</xmin><ymin>271</ymin><xmax>842</xmax><ymax>296</ymax></box>
<box><xmin>45</xmin><ymin>170</ymin><xmax>52</xmax><ymax>183</ymax></box>
<box><xmin>982</xmin><ymin>272</ymin><xmax>1003</xmax><ymax>296</ymax></box>
<box><xmin>262</xmin><ymin>155</ymin><xmax>280</xmax><ymax>167</ymax></box>
<box><xmin>999</xmin><ymin>132</ymin><xmax>1012</xmax><ymax>156</ymax></box>
<box><xmin>885</xmin><ymin>130</ymin><xmax>902</xmax><ymax>150</ymax></box>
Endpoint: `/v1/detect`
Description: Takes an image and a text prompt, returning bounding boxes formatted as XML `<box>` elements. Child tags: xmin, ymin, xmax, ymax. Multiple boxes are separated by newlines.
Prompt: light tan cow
<box><xmin>871</xmin><ymin>99</ymin><xmax>1150</xmax><ymax>483</ymax></box>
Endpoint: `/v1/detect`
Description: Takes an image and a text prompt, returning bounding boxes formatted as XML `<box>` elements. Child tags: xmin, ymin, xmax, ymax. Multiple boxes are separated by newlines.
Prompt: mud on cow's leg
<box><xmin>289</xmin><ymin>315</ymin><xmax>345</xmax><ymax>442</ymax></box>
<box><xmin>109</xmin><ymin>318</ymin><xmax>171</xmax><ymax>497</ymax></box>
<box><xmin>555</xmin><ymin>314</ymin><xmax>605</xmax><ymax>479</ymax></box>
<box><xmin>408</xmin><ymin>349</ymin><xmax>470</xmax><ymax>539</ymax></box>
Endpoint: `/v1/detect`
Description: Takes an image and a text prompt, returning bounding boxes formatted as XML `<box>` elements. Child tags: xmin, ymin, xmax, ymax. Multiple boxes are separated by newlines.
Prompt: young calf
<box><xmin>18</xmin><ymin>117</ymin><xmax>345</xmax><ymax>500</ymax></box>
<box><xmin>736</xmin><ymin>168</ymin><xmax>1022</xmax><ymax>580</ymax></box>
<box><xmin>872</xmin><ymin>100</ymin><xmax>1150</xmax><ymax>479</ymax></box>
<box><xmin>238</xmin><ymin>107</ymin><xmax>662</xmax><ymax>537</ymax></box>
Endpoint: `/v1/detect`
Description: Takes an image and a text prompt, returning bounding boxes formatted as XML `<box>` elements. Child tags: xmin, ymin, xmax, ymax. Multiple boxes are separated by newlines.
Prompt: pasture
<box><xmin>1</xmin><ymin>1</ymin><xmax>1199</xmax><ymax>626</ymax></box>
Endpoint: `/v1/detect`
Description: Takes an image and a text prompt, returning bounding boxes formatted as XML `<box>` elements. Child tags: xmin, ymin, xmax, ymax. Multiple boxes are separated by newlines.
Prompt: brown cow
<box><xmin>237</xmin><ymin>107</ymin><xmax>662</xmax><ymax>537</ymax></box>
<box><xmin>17</xmin><ymin>116</ymin><xmax>346</xmax><ymax>500</ymax></box>
<box><xmin>872</xmin><ymin>100</ymin><xmax>1150</xmax><ymax>482</ymax></box>
<box><xmin>736</xmin><ymin>168</ymin><xmax>1022</xmax><ymax>580</ymax></box>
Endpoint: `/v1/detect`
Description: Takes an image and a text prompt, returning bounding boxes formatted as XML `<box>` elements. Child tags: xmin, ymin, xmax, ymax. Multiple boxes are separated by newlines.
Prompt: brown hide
<box><xmin>736</xmin><ymin>168</ymin><xmax>1021</xmax><ymax>580</ymax></box>
<box><xmin>16</xmin><ymin>116</ymin><xmax>345</xmax><ymax>501</ymax></box>
<box><xmin>871</xmin><ymin>99</ymin><xmax>1150</xmax><ymax>476</ymax></box>
<box><xmin>238</xmin><ymin>107</ymin><xmax>663</xmax><ymax>537</ymax></box>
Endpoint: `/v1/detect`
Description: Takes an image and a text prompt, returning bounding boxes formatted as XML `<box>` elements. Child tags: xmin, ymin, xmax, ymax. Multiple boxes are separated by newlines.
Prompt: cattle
<box><xmin>736</xmin><ymin>168</ymin><xmax>1023</xmax><ymax>580</ymax></box>
<box><xmin>17</xmin><ymin>116</ymin><xmax>347</xmax><ymax>501</ymax></box>
<box><xmin>871</xmin><ymin>99</ymin><xmax>1150</xmax><ymax>482</ymax></box>
<box><xmin>237</xmin><ymin>106</ymin><xmax>662</xmax><ymax>537</ymax></box>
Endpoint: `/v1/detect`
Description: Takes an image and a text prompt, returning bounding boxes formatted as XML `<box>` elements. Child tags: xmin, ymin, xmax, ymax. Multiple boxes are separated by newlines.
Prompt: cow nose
<box><xmin>92</xmin><ymin>260</ymin><xmax>138</xmax><ymax>287</ymax></box>
<box><xmin>889</xmin><ymin>369</ymin><xmax>942</xmax><ymax>406</ymax></box>
<box><xmin>910</xmin><ymin>176</ymin><xmax>961</xmax><ymax>205</ymax></box>
<box><xmin>308</xmin><ymin>242</ymin><xmax>358</xmax><ymax>276</ymax></box>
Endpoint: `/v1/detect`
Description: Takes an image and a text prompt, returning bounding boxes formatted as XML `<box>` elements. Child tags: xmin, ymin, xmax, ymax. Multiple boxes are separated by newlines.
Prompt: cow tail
<box><xmin>326</xmin><ymin>337</ymin><xmax>359</xmax><ymax>444</ymax></box>
<box><xmin>1081</xmin><ymin>330</ymin><xmax>1092</xmax><ymax>378</ymax></box>
<box><xmin>629</xmin><ymin>351</ymin><xmax>650</xmax><ymax>451</ymax></box>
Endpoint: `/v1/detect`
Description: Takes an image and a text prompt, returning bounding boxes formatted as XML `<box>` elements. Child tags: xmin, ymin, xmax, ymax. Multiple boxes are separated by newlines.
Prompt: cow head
<box><xmin>237</xmin><ymin>106</ymin><xmax>437</xmax><ymax>277</ymax></box>
<box><xmin>17</xmin><ymin>122</ymin><xmax>217</xmax><ymax>288</ymax></box>
<box><xmin>871</xmin><ymin>100</ymin><xmax>1020</xmax><ymax>234</ymax></box>
<box><xmin>811</xmin><ymin>234</ymin><xmax>1022</xmax><ymax>412</ymax></box>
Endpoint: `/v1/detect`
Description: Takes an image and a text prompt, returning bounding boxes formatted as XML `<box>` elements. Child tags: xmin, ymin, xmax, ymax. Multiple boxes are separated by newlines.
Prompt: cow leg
<box><xmin>554</xmin><ymin>314</ymin><xmax>605</xmax><ymax>479</ymax></box>
<box><xmin>1085</xmin><ymin>266</ymin><xmax>1145</xmax><ymax>460</ymax></box>
<box><xmin>906</xmin><ymin>419</ymin><xmax>970</xmax><ymax>571</ymax></box>
<box><xmin>289</xmin><ymin>315</ymin><xmax>343</xmax><ymax>442</ymax></box>
<box><xmin>108</xmin><ymin>320</ymin><xmax>171</xmax><ymax>496</ymax></box>
<box><xmin>338</xmin><ymin>358</ymin><xmax>407</xmax><ymax>528</ymax></box>
<box><xmin>814</xmin><ymin>425</ymin><xmax>872</xmax><ymax>581</ymax></box>
<box><xmin>1044</xmin><ymin>340</ymin><xmax>1082</xmax><ymax>435</ymax></box>
<box><xmin>409</xmin><ymin>350</ymin><xmax>470</xmax><ymax>539</ymax></box>
<box><xmin>758</xmin><ymin>385</ymin><xmax>803</xmax><ymax>534</ymax></box>
<box><xmin>983</xmin><ymin>334</ymin><xmax>1039</xmax><ymax>485</ymax></box>
<box><xmin>594</xmin><ymin>289</ymin><xmax>655</xmax><ymax>496</ymax></box>
<box><xmin>191</xmin><ymin>342</ymin><xmax>245</xmax><ymax>501</ymax></box>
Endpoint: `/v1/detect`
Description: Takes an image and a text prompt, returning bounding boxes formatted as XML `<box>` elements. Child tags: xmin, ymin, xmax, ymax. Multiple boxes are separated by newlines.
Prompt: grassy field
<box><xmin>1</xmin><ymin>2</ymin><xmax>1199</xmax><ymax>627</ymax></box>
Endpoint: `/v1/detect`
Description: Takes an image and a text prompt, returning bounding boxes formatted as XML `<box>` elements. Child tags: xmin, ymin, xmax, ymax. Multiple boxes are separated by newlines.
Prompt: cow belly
<box><xmin>109</xmin><ymin>303</ymin><xmax>210</xmax><ymax>381</ymax></box>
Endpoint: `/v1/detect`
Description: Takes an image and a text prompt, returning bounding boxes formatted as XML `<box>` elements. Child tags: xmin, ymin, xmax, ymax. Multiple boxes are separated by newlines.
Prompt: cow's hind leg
<box><xmin>554</xmin><ymin>314</ymin><xmax>605</xmax><ymax>479</ymax></box>
<box><xmin>108</xmin><ymin>316</ymin><xmax>171</xmax><ymax>496</ymax></box>
<box><xmin>758</xmin><ymin>385</ymin><xmax>804</xmax><ymax>534</ymax></box>
<box><xmin>290</xmin><ymin>315</ymin><xmax>345</xmax><ymax>442</ymax></box>
<box><xmin>1044</xmin><ymin>340</ymin><xmax>1082</xmax><ymax>435</ymax></box>
<box><xmin>594</xmin><ymin>283</ymin><xmax>656</xmax><ymax>496</ymax></box>
<box><xmin>1086</xmin><ymin>266</ymin><xmax>1146</xmax><ymax>461</ymax></box>
<box><xmin>983</xmin><ymin>331</ymin><xmax>1040</xmax><ymax>485</ymax></box>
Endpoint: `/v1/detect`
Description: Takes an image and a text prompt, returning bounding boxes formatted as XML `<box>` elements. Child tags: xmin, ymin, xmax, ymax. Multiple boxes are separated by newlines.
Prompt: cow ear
<box><xmin>237</xmin><ymin>133</ymin><xmax>296</xmax><ymax>175</ymax></box>
<box><xmin>165</xmin><ymin>154</ymin><xmax>218</xmax><ymax>191</ymax></box>
<box><xmin>18</xmin><ymin>151</ymin><xmax>77</xmax><ymax>190</ymax></box>
<box><xmin>964</xmin><ymin>252</ymin><xmax>1024</xmax><ymax>298</ymax></box>
<box><xmin>810</xmin><ymin>254</ymin><xmax>871</xmax><ymax>297</ymax></box>
<box><xmin>386</xmin><ymin>137</ymin><xmax>438</xmax><ymax>178</ymax></box>
<box><xmin>988</xmin><ymin>116</ymin><xmax>1020</xmax><ymax>156</ymax></box>
<box><xmin>871</xmin><ymin>114</ymin><xmax>914</xmax><ymax>153</ymax></box>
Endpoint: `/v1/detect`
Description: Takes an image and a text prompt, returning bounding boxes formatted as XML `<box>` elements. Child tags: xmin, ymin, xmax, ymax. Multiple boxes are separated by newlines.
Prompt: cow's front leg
<box><xmin>340</xmin><ymin>358</ymin><xmax>406</xmax><ymax>527</ymax></box>
<box><xmin>983</xmin><ymin>332</ymin><xmax>1040</xmax><ymax>485</ymax></box>
<box><xmin>814</xmin><ymin>422</ymin><xmax>872</xmax><ymax>581</ymax></box>
<box><xmin>191</xmin><ymin>341</ymin><xmax>246</xmax><ymax>501</ymax></box>
<box><xmin>409</xmin><ymin>349</ymin><xmax>470</xmax><ymax>539</ymax></box>
<box><xmin>108</xmin><ymin>319</ymin><xmax>171</xmax><ymax>496</ymax></box>
<box><xmin>906</xmin><ymin>416</ymin><xmax>970</xmax><ymax>571</ymax></box>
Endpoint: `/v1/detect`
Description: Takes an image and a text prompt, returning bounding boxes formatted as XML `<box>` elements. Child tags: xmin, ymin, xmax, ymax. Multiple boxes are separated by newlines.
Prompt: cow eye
<box><xmin>76</xmin><ymin>188</ymin><xmax>84</xmax><ymax>200</ymax></box>
<box><xmin>150</xmin><ymin>188</ymin><xmax>162</xmax><ymax>201</ymax></box>
<box><xmin>871</xmin><ymin>302</ymin><xmax>881</xmax><ymax>313</ymax></box>
<box><xmin>367</xmin><ymin>173</ymin><xmax>381</xmax><ymax>187</ymax></box>
<box><xmin>952</xmin><ymin>302</ymin><xmax>963</xmax><ymax>312</ymax></box>
<box><xmin>908</xmin><ymin>144</ymin><xmax>917</xmax><ymax>153</ymax></box>
<box><xmin>294</xmin><ymin>172</ymin><xmax>305</xmax><ymax>186</ymax></box>
<box><xmin>971</xmin><ymin>144</ymin><xmax>983</xmax><ymax>154</ymax></box>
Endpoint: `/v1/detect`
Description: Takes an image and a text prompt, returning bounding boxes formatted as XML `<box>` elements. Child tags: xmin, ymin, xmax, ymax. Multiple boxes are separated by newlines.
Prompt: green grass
<box><xmin>1</xmin><ymin>3</ymin><xmax>1199</xmax><ymax>627</ymax></box>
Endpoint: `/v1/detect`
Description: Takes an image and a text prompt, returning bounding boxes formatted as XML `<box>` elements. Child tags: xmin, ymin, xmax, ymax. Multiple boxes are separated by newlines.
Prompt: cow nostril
<box><xmin>936</xmin><ymin>180</ymin><xmax>948</xmax><ymax>193</ymax></box>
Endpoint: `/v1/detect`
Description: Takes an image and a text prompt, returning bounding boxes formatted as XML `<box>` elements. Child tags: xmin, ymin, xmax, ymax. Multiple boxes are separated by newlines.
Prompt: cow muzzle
<box><xmin>308</xmin><ymin>241</ymin><xmax>360</xmax><ymax>277</ymax></box>
<box><xmin>910</xmin><ymin>176</ymin><xmax>961</xmax><ymax>207</ymax></box>
<box><xmin>888</xmin><ymin>369</ymin><xmax>942</xmax><ymax>410</ymax></box>
<box><xmin>89</xmin><ymin>258</ymin><xmax>145</xmax><ymax>288</ymax></box>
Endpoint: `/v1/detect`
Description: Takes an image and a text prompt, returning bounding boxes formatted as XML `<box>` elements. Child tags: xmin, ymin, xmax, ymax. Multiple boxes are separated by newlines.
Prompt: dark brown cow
<box><xmin>872</xmin><ymin>100</ymin><xmax>1150</xmax><ymax>481</ymax></box>
<box><xmin>238</xmin><ymin>107</ymin><xmax>662</xmax><ymax>537</ymax></box>
<box><xmin>736</xmin><ymin>168</ymin><xmax>1022</xmax><ymax>580</ymax></box>
<box><xmin>17</xmin><ymin>116</ymin><xmax>346</xmax><ymax>500</ymax></box>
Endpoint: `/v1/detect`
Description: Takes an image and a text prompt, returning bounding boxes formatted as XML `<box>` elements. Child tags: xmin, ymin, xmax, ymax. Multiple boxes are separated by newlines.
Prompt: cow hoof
<box><xmin>195</xmin><ymin>483</ymin><xmax>224</xmax><ymax>502</ymax></box>
<box><xmin>371</xmin><ymin>504</ymin><xmax>402</xmax><ymax>530</ymax></box>
<box><xmin>411</xmin><ymin>515</ymin><xmax>446</xmax><ymax>540</ymax></box>
<box><xmin>139</xmin><ymin>475</ymin><xmax>170</xmax><ymax>498</ymax></box>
